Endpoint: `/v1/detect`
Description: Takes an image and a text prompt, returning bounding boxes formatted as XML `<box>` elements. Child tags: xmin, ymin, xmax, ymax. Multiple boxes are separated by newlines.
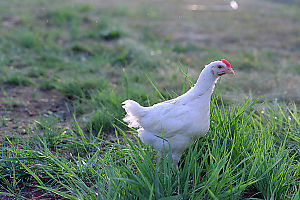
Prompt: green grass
<box><xmin>0</xmin><ymin>96</ymin><xmax>299</xmax><ymax>199</ymax></box>
<box><xmin>0</xmin><ymin>0</ymin><xmax>300</xmax><ymax>199</ymax></box>
<box><xmin>4</xmin><ymin>71</ymin><xmax>32</xmax><ymax>86</ymax></box>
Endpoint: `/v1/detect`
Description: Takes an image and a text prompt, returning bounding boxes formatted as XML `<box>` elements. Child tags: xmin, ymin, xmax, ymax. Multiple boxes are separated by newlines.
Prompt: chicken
<box><xmin>122</xmin><ymin>59</ymin><xmax>235</xmax><ymax>164</ymax></box>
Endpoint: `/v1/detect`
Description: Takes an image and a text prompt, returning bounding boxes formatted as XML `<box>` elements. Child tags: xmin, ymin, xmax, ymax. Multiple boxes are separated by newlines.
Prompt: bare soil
<box><xmin>0</xmin><ymin>186</ymin><xmax>69</xmax><ymax>200</ymax></box>
<box><xmin>0</xmin><ymin>84</ymin><xmax>70</xmax><ymax>139</ymax></box>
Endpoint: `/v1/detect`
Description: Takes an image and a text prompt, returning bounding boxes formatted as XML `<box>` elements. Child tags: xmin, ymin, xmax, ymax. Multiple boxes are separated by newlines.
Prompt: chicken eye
<box><xmin>217</xmin><ymin>66</ymin><xmax>222</xmax><ymax>69</ymax></box>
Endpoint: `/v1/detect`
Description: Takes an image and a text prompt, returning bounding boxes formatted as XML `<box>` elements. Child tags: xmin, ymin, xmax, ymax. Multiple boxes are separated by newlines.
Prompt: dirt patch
<box><xmin>239</xmin><ymin>186</ymin><xmax>264</xmax><ymax>199</ymax></box>
<box><xmin>0</xmin><ymin>186</ymin><xmax>68</xmax><ymax>200</ymax></box>
<box><xmin>1</xmin><ymin>15</ymin><xmax>23</xmax><ymax>27</ymax></box>
<box><xmin>0</xmin><ymin>84</ymin><xmax>70</xmax><ymax>138</ymax></box>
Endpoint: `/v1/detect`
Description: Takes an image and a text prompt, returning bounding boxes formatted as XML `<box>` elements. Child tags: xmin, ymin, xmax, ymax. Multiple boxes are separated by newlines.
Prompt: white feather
<box><xmin>122</xmin><ymin>60</ymin><xmax>233</xmax><ymax>164</ymax></box>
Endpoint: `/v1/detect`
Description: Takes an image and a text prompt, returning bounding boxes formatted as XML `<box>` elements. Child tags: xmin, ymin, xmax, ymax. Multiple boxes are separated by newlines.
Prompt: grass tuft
<box><xmin>5</xmin><ymin>72</ymin><xmax>32</xmax><ymax>86</ymax></box>
<box><xmin>1</xmin><ymin>94</ymin><xmax>298</xmax><ymax>199</ymax></box>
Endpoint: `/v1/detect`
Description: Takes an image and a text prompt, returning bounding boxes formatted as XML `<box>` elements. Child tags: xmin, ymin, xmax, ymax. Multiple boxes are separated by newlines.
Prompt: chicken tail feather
<box><xmin>122</xmin><ymin>100</ymin><xmax>144</xmax><ymax>128</ymax></box>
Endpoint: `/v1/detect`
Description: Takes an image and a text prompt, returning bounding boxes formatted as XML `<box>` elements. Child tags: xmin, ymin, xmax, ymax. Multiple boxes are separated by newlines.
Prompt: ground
<box><xmin>1</xmin><ymin>0</ymin><xmax>300</xmax><ymax>137</ymax></box>
<box><xmin>0</xmin><ymin>84</ymin><xmax>68</xmax><ymax>138</ymax></box>
<box><xmin>0</xmin><ymin>0</ymin><xmax>299</xmax><ymax>199</ymax></box>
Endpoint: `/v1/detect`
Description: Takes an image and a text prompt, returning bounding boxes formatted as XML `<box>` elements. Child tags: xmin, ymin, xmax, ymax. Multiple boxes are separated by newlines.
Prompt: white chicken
<box><xmin>122</xmin><ymin>59</ymin><xmax>235</xmax><ymax>164</ymax></box>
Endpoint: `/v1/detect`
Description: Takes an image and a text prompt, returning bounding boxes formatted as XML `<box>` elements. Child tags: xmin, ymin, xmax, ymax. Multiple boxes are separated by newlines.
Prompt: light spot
<box><xmin>150</xmin><ymin>50</ymin><xmax>162</xmax><ymax>56</ymax></box>
<box><xmin>230</xmin><ymin>1</ymin><xmax>239</xmax><ymax>10</ymax></box>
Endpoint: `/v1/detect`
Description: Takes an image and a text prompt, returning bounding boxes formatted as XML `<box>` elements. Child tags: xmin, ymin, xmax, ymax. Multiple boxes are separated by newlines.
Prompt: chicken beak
<box><xmin>226</xmin><ymin>68</ymin><xmax>235</xmax><ymax>75</ymax></box>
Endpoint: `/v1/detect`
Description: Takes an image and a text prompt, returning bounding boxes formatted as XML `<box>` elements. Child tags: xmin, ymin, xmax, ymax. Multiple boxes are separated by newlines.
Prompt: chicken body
<box><xmin>122</xmin><ymin>60</ymin><xmax>234</xmax><ymax>163</ymax></box>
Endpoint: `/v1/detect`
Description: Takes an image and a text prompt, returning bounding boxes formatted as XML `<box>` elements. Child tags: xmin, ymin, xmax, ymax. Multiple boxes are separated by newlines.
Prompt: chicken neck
<box><xmin>192</xmin><ymin>66</ymin><xmax>219</xmax><ymax>97</ymax></box>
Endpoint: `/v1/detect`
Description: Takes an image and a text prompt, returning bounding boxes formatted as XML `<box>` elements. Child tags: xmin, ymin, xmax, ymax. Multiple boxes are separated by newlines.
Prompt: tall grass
<box><xmin>1</xmin><ymin>93</ymin><xmax>299</xmax><ymax>199</ymax></box>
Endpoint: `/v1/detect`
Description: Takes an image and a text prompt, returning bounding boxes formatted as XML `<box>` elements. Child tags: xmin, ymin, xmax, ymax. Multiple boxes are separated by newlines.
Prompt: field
<box><xmin>0</xmin><ymin>0</ymin><xmax>299</xmax><ymax>199</ymax></box>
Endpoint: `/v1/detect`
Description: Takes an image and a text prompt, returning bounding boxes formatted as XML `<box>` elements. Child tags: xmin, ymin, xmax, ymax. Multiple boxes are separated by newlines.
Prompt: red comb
<box><xmin>221</xmin><ymin>59</ymin><xmax>231</xmax><ymax>68</ymax></box>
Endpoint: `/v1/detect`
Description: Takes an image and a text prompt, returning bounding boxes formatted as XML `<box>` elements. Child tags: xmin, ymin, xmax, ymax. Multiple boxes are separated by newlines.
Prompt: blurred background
<box><xmin>0</xmin><ymin>0</ymin><xmax>300</xmax><ymax>135</ymax></box>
